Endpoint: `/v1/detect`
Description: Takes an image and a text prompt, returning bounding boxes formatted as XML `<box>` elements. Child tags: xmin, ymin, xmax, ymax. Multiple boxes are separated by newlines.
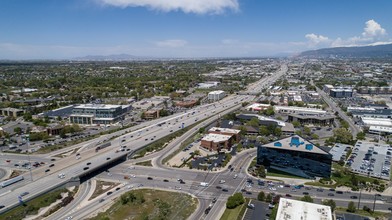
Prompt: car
<box><xmin>212</xmin><ymin>198</ymin><xmax>217</xmax><ymax>203</ymax></box>
<box><xmin>328</xmin><ymin>193</ymin><xmax>334</xmax><ymax>196</ymax></box>
<box><xmin>180</xmin><ymin>180</ymin><xmax>185</xmax><ymax>184</ymax></box>
<box><xmin>350</xmin><ymin>196</ymin><xmax>358</xmax><ymax>199</ymax></box>
<box><xmin>302</xmin><ymin>192</ymin><xmax>309</xmax><ymax>195</ymax></box>
<box><xmin>163</xmin><ymin>179</ymin><xmax>169</xmax><ymax>182</ymax></box>
<box><xmin>0</xmin><ymin>205</ymin><xmax>4</xmax><ymax>209</ymax></box>
<box><xmin>145</xmin><ymin>138</ymin><xmax>148</xmax><ymax>141</ymax></box>
<box><xmin>316</xmin><ymin>188</ymin><xmax>324</xmax><ymax>192</ymax></box>
<box><xmin>329</xmin><ymin>188</ymin><xmax>335</xmax><ymax>191</ymax></box>
<box><xmin>336</xmin><ymin>191</ymin><xmax>343</xmax><ymax>194</ymax></box>
<box><xmin>151</xmin><ymin>138</ymin><xmax>154</xmax><ymax>140</ymax></box>
<box><xmin>51</xmin><ymin>158</ymin><xmax>56</xmax><ymax>161</ymax></box>
<box><xmin>83</xmin><ymin>167</ymin><xmax>89</xmax><ymax>170</ymax></box>
<box><xmin>99</xmin><ymin>198</ymin><xmax>105</xmax><ymax>203</ymax></box>
<box><xmin>49</xmin><ymin>164</ymin><xmax>55</xmax><ymax>167</ymax></box>
<box><xmin>107</xmin><ymin>191</ymin><xmax>112</xmax><ymax>195</ymax></box>
<box><xmin>20</xmin><ymin>192</ymin><xmax>29</xmax><ymax>196</ymax></box>
<box><xmin>246</xmin><ymin>191</ymin><xmax>252</xmax><ymax>195</ymax></box>
<box><xmin>115</xmin><ymin>187</ymin><xmax>120</xmax><ymax>191</ymax></box>
<box><xmin>170</xmin><ymin>130</ymin><xmax>173</xmax><ymax>132</ymax></box>
<box><xmin>86</xmin><ymin>162</ymin><xmax>91</xmax><ymax>165</ymax></box>
<box><xmin>205</xmin><ymin>207</ymin><xmax>211</xmax><ymax>214</ymax></box>
<box><xmin>285</xmin><ymin>194</ymin><xmax>292</xmax><ymax>197</ymax></box>
<box><xmin>106</xmin><ymin>157</ymin><xmax>111</xmax><ymax>160</ymax></box>
<box><xmin>233</xmin><ymin>174</ymin><xmax>238</xmax><ymax>179</ymax></box>
<box><xmin>6</xmin><ymin>160</ymin><xmax>10</xmax><ymax>162</ymax></box>
<box><xmin>147</xmin><ymin>177</ymin><xmax>153</xmax><ymax>180</ymax></box>
<box><xmin>222</xmin><ymin>188</ymin><xmax>229</xmax><ymax>192</ymax></box>
<box><xmin>216</xmin><ymin>186</ymin><xmax>222</xmax><ymax>189</ymax></box>
<box><xmin>76</xmin><ymin>153</ymin><xmax>80</xmax><ymax>156</ymax></box>
<box><xmin>45</xmin><ymin>169</ymin><xmax>50</xmax><ymax>172</ymax></box>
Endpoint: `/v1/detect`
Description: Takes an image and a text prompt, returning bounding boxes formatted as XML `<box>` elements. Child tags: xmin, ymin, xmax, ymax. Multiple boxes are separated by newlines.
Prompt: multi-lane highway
<box><xmin>5</xmin><ymin>64</ymin><xmax>376</xmax><ymax>219</ymax></box>
<box><xmin>0</xmin><ymin>92</ymin><xmax>254</xmax><ymax>213</ymax></box>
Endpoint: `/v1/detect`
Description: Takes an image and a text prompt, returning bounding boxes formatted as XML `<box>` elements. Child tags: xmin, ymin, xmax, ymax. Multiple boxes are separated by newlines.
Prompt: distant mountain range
<box><xmin>299</xmin><ymin>43</ymin><xmax>392</xmax><ymax>58</ymax></box>
<box><xmin>73</xmin><ymin>54</ymin><xmax>153</xmax><ymax>61</ymax></box>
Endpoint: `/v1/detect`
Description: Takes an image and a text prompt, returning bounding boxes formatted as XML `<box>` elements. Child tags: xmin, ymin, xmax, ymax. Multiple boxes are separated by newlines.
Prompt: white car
<box><xmin>233</xmin><ymin>174</ymin><xmax>238</xmax><ymax>179</ymax></box>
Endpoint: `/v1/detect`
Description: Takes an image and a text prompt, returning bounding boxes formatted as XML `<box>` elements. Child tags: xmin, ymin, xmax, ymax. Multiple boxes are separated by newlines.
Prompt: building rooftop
<box><xmin>209</xmin><ymin>127</ymin><xmax>240</xmax><ymax>134</ymax></box>
<box><xmin>274</xmin><ymin>106</ymin><xmax>326</xmax><ymax>114</ymax></box>
<box><xmin>208</xmin><ymin>90</ymin><xmax>225</xmax><ymax>95</ymax></box>
<box><xmin>369</xmin><ymin>126</ymin><xmax>392</xmax><ymax>133</ymax></box>
<box><xmin>289</xmin><ymin>113</ymin><xmax>336</xmax><ymax>120</ymax></box>
<box><xmin>276</xmin><ymin>198</ymin><xmax>332</xmax><ymax>220</ymax></box>
<box><xmin>74</xmin><ymin>104</ymin><xmax>121</xmax><ymax>110</ymax></box>
<box><xmin>201</xmin><ymin>133</ymin><xmax>232</xmax><ymax>142</ymax></box>
<box><xmin>263</xmin><ymin>135</ymin><xmax>329</xmax><ymax>155</ymax></box>
<box><xmin>238</xmin><ymin>114</ymin><xmax>286</xmax><ymax>127</ymax></box>
<box><xmin>361</xmin><ymin>117</ymin><xmax>392</xmax><ymax>127</ymax></box>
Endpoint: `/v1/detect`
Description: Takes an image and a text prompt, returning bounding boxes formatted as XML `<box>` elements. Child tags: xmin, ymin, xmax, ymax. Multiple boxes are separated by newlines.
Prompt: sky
<box><xmin>0</xmin><ymin>0</ymin><xmax>391</xmax><ymax>59</ymax></box>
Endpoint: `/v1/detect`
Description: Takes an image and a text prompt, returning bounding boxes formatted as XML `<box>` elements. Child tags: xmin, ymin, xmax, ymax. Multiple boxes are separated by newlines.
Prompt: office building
<box><xmin>288</xmin><ymin>113</ymin><xmax>335</xmax><ymax>126</ymax></box>
<box><xmin>69</xmin><ymin>104</ymin><xmax>130</xmax><ymax>125</ymax></box>
<box><xmin>257</xmin><ymin>135</ymin><xmax>332</xmax><ymax>179</ymax></box>
<box><xmin>208</xmin><ymin>90</ymin><xmax>225</xmax><ymax>101</ymax></box>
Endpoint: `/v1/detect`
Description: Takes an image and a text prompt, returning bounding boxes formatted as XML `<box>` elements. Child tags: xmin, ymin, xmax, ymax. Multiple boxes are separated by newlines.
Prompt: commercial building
<box><xmin>357</xmin><ymin>86</ymin><xmax>392</xmax><ymax>94</ymax></box>
<box><xmin>276</xmin><ymin>198</ymin><xmax>332</xmax><ymax>220</ymax></box>
<box><xmin>323</xmin><ymin>84</ymin><xmax>334</xmax><ymax>94</ymax></box>
<box><xmin>0</xmin><ymin>107</ymin><xmax>25</xmax><ymax>117</ymax></box>
<box><xmin>360</xmin><ymin>117</ymin><xmax>392</xmax><ymax>128</ymax></box>
<box><xmin>349</xmin><ymin>108</ymin><xmax>392</xmax><ymax>119</ymax></box>
<box><xmin>368</xmin><ymin>126</ymin><xmax>392</xmax><ymax>135</ymax></box>
<box><xmin>245</xmin><ymin>103</ymin><xmax>271</xmax><ymax>112</ymax></box>
<box><xmin>200</xmin><ymin>133</ymin><xmax>233</xmax><ymax>152</ymax></box>
<box><xmin>200</xmin><ymin>127</ymin><xmax>241</xmax><ymax>152</ymax></box>
<box><xmin>237</xmin><ymin>114</ymin><xmax>295</xmax><ymax>135</ymax></box>
<box><xmin>329</xmin><ymin>88</ymin><xmax>353</xmax><ymax>98</ymax></box>
<box><xmin>274</xmin><ymin>106</ymin><xmax>326</xmax><ymax>115</ymax></box>
<box><xmin>174</xmin><ymin>100</ymin><xmax>198</xmax><ymax>108</ymax></box>
<box><xmin>208</xmin><ymin>127</ymin><xmax>241</xmax><ymax>142</ymax></box>
<box><xmin>208</xmin><ymin>90</ymin><xmax>225</xmax><ymax>101</ymax></box>
<box><xmin>143</xmin><ymin>108</ymin><xmax>162</xmax><ymax>120</ymax></box>
<box><xmin>257</xmin><ymin>135</ymin><xmax>332</xmax><ymax>179</ymax></box>
<box><xmin>288</xmin><ymin>113</ymin><xmax>335</xmax><ymax>126</ymax></box>
<box><xmin>69</xmin><ymin>104</ymin><xmax>130</xmax><ymax>125</ymax></box>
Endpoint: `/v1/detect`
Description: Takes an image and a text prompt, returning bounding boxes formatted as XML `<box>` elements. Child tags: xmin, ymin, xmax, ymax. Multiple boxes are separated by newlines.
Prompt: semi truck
<box><xmin>95</xmin><ymin>142</ymin><xmax>111</xmax><ymax>152</ymax></box>
<box><xmin>0</xmin><ymin>175</ymin><xmax>24</xmax><ymax>188</ymax></box>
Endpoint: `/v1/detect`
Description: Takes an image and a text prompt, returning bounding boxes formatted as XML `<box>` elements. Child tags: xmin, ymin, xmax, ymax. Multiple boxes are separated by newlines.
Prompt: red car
<box><xmin>6</xmin><ymin>160</ymin><xmax>11</xmax><ymax>163</ymax></box>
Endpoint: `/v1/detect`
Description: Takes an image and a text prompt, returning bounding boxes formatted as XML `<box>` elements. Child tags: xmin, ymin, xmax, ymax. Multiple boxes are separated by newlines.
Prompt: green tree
<box><xmin>274</xmin><ymin>127</ymin><xmax>282</xmax><ymax>137</ymax></box>
<box><xmin>311</xmin><ymin>133</ymin><xmax>319</xmax><ymax>139</ymax></box>
<box><xmin>292</xmin><ymin>121</ymin><xmax>301</xmax><ymax>128</ymax></box>
<box><xmin>356</xmin><ymin>132</ymin><xmax>366</xmax><ymax>140</ymax></box>
<box><xmin>226</xmin><ymin>193</ymin><xmax>245</xmax><ymax>209</ymax></box>
<box><xmin>322</xmin><ymin>199</ymin><xmax>336</xmax><ymax>212</ymax></box>
<box><xmin>259</xmin><ymin>126</ymin><xmax>270</xmax><ymax>136</ymax></box>
<box><xmin>257</xmin><ymin>165</ymin><xmax>266</xmax><ymax>178</ymax></box>
<box><xmin>301</xmin><ymin>195</ymin><xmax>314</xmax><ymax>203</ymax></box>
<box><xmin>13</xmin><ymin>127</ymin><xmax>22</xmax><ymax>135</ymax></box>
<box><xmin>247</xmin><ymin>117</ymin><xmax>259</xmax><ymax>127</ymax></box>
<box><xmin>257</xmin><ymin>191</ymin><xmax>265</xmax><ymax>201</ymax></box>
<box><xmin>263</xmin><ymin>106</ymin><xmax>275</xmax><ymax>116</ymax></box>
<box><xmin>333</xmin><ymin>128</ymin><xmax>353</xmax><ymax>144</ymax></box>
<box><xmin>347</xmin><ymin>201</ymin><xmax>356</xmax><ymax>213</ymax></box>
<box><xmin>304</xmin><ymin>126</ymin><xmax>311</xmax><ymax>135</ymax></box>
<box><xmin>265</xmin><ymin>193</ymin><xmax>273</xmax><ymax>203</ymax></box>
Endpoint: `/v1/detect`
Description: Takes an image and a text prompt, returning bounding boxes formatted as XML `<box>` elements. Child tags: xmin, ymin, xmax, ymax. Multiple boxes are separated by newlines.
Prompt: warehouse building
<box><xmin>276</xmin><ymin>198</ymin><xmax>332</xmax><ymax>220</ymax></box>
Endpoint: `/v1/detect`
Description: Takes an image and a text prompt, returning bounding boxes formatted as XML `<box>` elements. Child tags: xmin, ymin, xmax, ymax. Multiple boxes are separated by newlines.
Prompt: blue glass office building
<box><xmin>257</xmin><ymin>135</ymin><xmax>332</xmax><ymax>179</ymax></box>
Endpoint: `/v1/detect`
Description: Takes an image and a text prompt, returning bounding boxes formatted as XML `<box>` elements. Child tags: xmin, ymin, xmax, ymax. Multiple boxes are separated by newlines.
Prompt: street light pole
<box><xmin>26</xmin><ymin>134</ymin><xmax>33</xmax><ymax>182</ymax></box>
<box><xmin>357</xmin><ymin>184</ymin><xmax>363</xmax><ymax>209</ymax></box>
<box><xmin>373</xmin><ymin>194</ymin><xmax>381</xmax><ymax>213</ymax></box>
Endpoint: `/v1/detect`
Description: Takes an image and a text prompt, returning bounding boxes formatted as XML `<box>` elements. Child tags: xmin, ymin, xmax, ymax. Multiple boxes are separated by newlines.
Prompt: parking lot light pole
<box><xmin>373</xmin><ymin>194</ymin><xmax>381</xmax><ymax>212</ymax></box>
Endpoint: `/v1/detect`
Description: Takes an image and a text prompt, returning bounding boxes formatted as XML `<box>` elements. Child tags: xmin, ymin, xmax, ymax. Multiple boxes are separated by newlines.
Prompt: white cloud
<box><xmin>362</xmin><ymin>19</ymin><xmax>387</xmax><ymax>38</ymax></box>
<box><xmin>305</xmin><ymin>33</ymin><xmax>330</xmax><ymax>47</ymax></box>
<box><xmin>155</xmin><ymin>39</ymin><xmax>188</xmax><ymax>48</ymax></box>
<box><xmin>97</xmin><ymin>0</ymin><xmax>239</xmax><ymax>14</ymax></box>
<box><xmin>308</xmin><ymin>19</ymin><xmax>391</xmax><ymax>48</ymax></box>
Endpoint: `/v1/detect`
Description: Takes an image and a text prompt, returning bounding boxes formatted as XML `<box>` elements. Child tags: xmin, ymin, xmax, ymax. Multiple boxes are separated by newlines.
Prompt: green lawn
<box><xmin>87</xmin><ymin>189</ymin><xmax>197</xmax><ymax>220</ymax></box>
<box><xmin>0</xmin><ymin>188</ymin><xmax>68</xmax><ymax>220</ymax></box>
<box><xmin>220</xmin><ymin>198</ymin><xmax>250</xmax><ymax>220</ymax></box>
<box><xmin>135</xmin><ymin>160</ymin><xmax>153</xmax><ymax>166</ymax></box>
<box><xmin>336</xmin><ymin>208</ymin><xmax>391</xmax><ymax>219</ymax></box>
<box><xmin>267</xmin><ymin>169</ymin><xmax>308</xmax><ymax>179</ymax></box>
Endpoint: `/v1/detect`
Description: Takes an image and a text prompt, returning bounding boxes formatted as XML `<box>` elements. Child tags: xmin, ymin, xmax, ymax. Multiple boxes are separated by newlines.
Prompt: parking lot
<box><xmin>348</xmin><ymin>141</ymin><xmax>392</xmax><ymax>180</ymax></box>
<box><xmin>330</xmin><ymin>143</ymin><xmax>353</xmax><ymax>162</ymax></box>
